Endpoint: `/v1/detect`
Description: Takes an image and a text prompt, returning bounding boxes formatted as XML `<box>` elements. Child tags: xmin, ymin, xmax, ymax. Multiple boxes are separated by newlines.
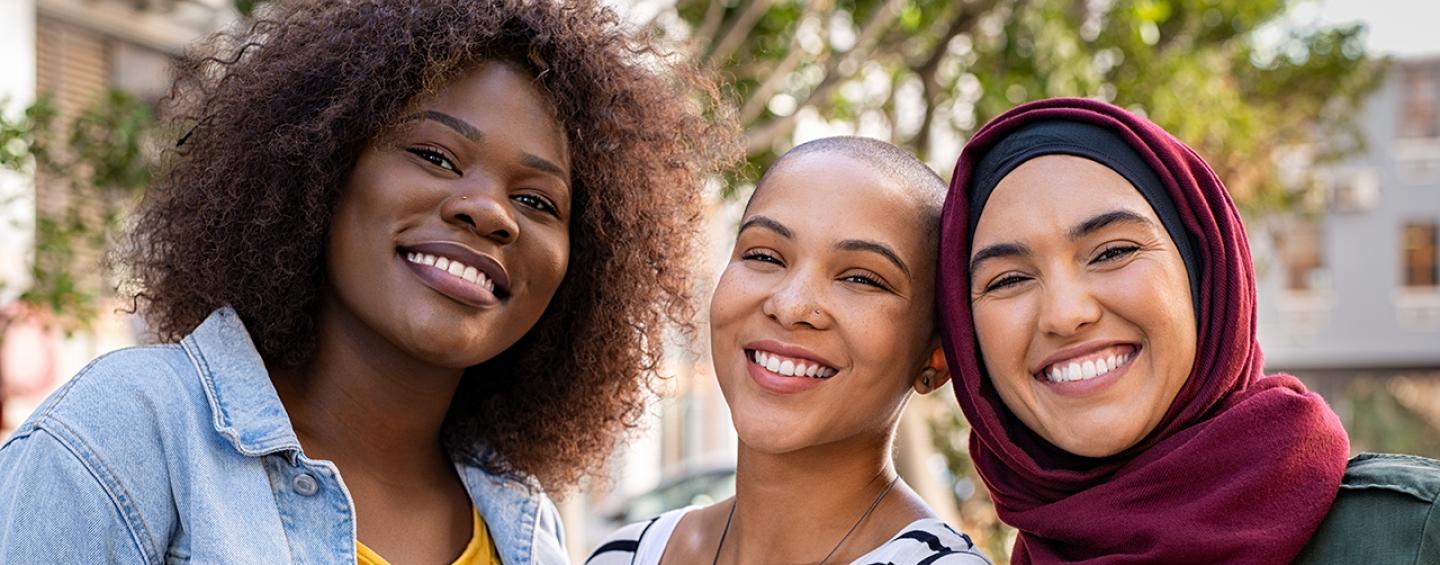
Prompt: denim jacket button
<box><xmin>292</xmin><ymin>473</ymin><xmax>319</xmax><ymax>496</ymax></box>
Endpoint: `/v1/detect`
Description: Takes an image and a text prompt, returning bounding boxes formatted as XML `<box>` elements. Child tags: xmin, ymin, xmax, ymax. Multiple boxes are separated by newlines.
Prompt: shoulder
<box><xmin>0</xmin><ymin>345</ymin><xmax>202</xmax><ymax>564</ymax></box>
<box><xmin>854</xmin><ymin>519</ymin><xmax>992</xmax><ymax>565</ymax></box>
<box><xmin>1338</xmin><ymin>452</ymin><xmax>1440</xmax><ymax>501</ymax></box>
<box><xmin>10</xmin><ymin>344</ymin><xmax>200</xmax><ymax>435</ymax></box>
<box><xmin>4</xmin><ymin>344</ymin><xmax>207</xmax><ymax>463</ymax></box>
<box><xmin>1295</xmin><ymin>453</ymin><xmax>1440</xmax><ymax>564</ymax></box>
<box><xmin>584</xmin><ymin>507</ymin><xmax>696</xmax><ymax>565</ymax></box>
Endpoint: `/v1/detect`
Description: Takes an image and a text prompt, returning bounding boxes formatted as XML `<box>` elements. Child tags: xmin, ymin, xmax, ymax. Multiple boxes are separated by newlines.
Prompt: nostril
<box><xmin>454</xmin><ymin>213</ymin><xmax>477</xmax><ymax>228</ymax></box>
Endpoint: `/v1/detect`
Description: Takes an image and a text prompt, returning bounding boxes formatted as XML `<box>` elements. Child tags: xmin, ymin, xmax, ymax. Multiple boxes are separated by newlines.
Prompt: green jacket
<box><xmin>1295</xmin><ymin>452</ymin><xmax>1440</xmax><ymax>564</ymax></box>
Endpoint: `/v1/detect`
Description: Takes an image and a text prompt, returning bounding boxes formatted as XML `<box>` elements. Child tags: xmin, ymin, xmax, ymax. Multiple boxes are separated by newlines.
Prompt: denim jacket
<box><xmin>0</xmin><ymin>307</ymin><xmax>568</xmax><ymax>564</ymax></box>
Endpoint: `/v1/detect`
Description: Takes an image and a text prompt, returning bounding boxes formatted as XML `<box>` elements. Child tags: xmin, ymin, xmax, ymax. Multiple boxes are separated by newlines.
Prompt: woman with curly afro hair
<box><xmin>0</xmin><ymin>0</ymin><xmax>738</xmax><ymax>563</ymax></box>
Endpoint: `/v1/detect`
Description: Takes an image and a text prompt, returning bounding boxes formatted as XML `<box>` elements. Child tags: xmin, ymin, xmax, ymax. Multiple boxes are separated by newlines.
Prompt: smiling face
<box><xmin>709</xmin><ymin>153</ymin><xmax>940</xmax><ymax>454</ymax></box>
<box><xmin>322</xmin><ymin>61</ymin><xmax>571</xmax><ymax>370</ymax></box>
<box><xmin>968</xmin><ymin>155</ymin><xmax>1196</xmax><ymax>457</ymax></box>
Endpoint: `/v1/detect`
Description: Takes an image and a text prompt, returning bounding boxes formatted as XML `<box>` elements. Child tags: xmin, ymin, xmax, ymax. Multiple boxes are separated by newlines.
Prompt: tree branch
<box><xmin>705</xmin><ymin>0</ymin><xmax>777</xmax><ymax>69</ymax></box>
<box><xmin>743</xmin><ymin>0</ymin><xmax>908</xmax><ymax>154</ymax></box>
<box><xmin>691</xmin><ymin>0</ymin><xmax>728</xmax><ymax>55</ymax></box>
<box><xmin>909</xmin><ymin>0</ymin><xmax>1003</xmax><ymax>157</ymax></box>
<box><xmin>739</xmin><ymin>0</ymin><xmax>825</xmax><ymax>123</ymax></box>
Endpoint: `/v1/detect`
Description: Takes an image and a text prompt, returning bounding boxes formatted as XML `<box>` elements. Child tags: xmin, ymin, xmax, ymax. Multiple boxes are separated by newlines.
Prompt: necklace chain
<box><xmin>711</xmin><ymin>474</ymin><xmax>901</xmax><ymax>565</ymax></box>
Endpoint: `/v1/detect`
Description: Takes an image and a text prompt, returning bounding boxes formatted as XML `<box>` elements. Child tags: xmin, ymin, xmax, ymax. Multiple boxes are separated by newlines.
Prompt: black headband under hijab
<box><xmin>965</xmin><ymin>119</ymin><xmax>1202</xmax><ymax>308</ymax></box>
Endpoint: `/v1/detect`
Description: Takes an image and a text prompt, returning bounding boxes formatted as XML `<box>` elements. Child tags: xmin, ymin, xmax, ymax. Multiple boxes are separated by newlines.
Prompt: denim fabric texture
<box><xmin>0</xmin><ymin>307</ymin><xmax>568</xmax><ymax>564</ymax></box>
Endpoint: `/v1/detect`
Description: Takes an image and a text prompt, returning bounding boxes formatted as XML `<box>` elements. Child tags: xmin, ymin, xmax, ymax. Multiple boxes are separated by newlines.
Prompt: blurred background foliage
<box><xmin>1</xmin><ymin>90</ymin><xmax>152</xmax><ymax>333</ymax></box>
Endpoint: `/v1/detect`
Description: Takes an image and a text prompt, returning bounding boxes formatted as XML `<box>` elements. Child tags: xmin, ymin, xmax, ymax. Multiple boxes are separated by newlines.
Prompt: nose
<box><xmin>1036</xmin><ymin>270</ymin><xmax>1102</xmax><ymax>337</ymax></box>
<box><xmin>761</xmin><ymin>268</ymin><xmax>832</xmax><ymax>330</ymax></box>
<box><xmin>440</xmin><ymin>182</ymin><xmax>520</xmax><ymax>245</ymax></box>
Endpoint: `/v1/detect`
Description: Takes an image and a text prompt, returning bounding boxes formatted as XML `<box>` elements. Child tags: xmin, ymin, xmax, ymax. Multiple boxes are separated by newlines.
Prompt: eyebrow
<box><xmin>521</xmin><ymin>153</ymin><xmax>568</xmax><ymax>180</ymax></box>
<box><xmin>968</xmin><ymin>209</ymin><xmax>1156</xmax><ymax>274</ymax></box>
<box><xmin>1068</xmin><ymin>209</ymin><xmax>1156</xmax><ymax>240</ymax></box>
<box><xmin>968</xmin><ymin>242</ymin><xmax>1031</xmax><ymax>274</ymax></box>
<box><xmin>738</xmin><ymin>216</ymin><xmax>793</xmax><ymax>239</ymax></box>
<box><xmin>404</xmin><ymin>110</ymin><xmax>569</xmax><ymax>183</ymax></box>
<box><xmin>838</xmin><ymin>239</ymin><xmax>912</xmax><ymax>280</ymax></box>
<box><xmin>404</xmin><ymin>111</ymin><xmax>483</xmax><ymax>142</ymax></box>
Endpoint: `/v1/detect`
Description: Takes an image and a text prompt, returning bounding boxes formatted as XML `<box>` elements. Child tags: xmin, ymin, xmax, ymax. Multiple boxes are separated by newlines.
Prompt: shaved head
<box><xmin>749</xmin><ymin>136</ymin><xmax>947</xmax><ymax>240</ymax></box>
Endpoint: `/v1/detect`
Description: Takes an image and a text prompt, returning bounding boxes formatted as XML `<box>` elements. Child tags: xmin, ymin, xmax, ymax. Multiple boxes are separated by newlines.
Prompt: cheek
<box><xmin>708</xmin><ymin>264</ymin><xmax>755</xmax><ymax>330</ymax></box>
<box><xmin>534</xmin><ymin>232</ymin><xmax>570</xmax><ymax>294</ymax></box>
<box><xmin>972</xmin><ymin>301</ymin><xmax>1030</xmax><ymax>377</ymax></box>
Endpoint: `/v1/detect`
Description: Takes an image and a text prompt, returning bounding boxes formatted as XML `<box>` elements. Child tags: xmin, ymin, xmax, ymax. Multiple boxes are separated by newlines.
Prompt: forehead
<box><xmin>749</xmin><ymin>154</ymin><xmax>930</xmax><ymax>251</ymax></box>
<box><xmin>422</xmin><ymin>63</ymin><xmax>569</xmax><ymax>160</ymax></box>
<box><xmin>974</xmin><ymin>154</ymin><xmax>1158</xmax><ymax>242</ymax></box>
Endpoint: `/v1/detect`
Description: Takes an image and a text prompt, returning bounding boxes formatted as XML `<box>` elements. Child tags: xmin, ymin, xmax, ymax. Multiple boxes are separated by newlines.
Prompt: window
<box><xmin>1398</xmin><ymin>63</ymin><xmax>1440</xmax><ymax>140</ymax></box>
<box><xmin>1275</xmin><ymin>218</ymin><xmax>1327</xmax><ymax>292</ymax></box>
<box><xmin>1403</xmin><ymin>221</ymin><xmax>1439</xmax><ymax>287</ymax></box>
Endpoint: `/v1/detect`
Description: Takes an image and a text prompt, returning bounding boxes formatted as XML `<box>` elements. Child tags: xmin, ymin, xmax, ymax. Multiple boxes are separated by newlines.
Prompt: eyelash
<box><xmin>843</xmin><ymin>271</ymin><xmax>889</xmax><ymax>290</ymax></box>
<box><xmin>409</xmin><ymin>147</ymin><xmax>561</xmax><ymax>217</ymax></box>
<box><xmin>982</xmin><ymin>244</ymin><xmax>1140</xmax><ymax>293</ymax></box>
<box><xmin>741</xmin><ymin>251</ymin><xmax>890</xmax><ymax>289</ymax></box>
<box><xmin>513</xmin><ymin>193</ymin><xmax>560</xmax><ymax>217</ymax></box>
<box><xmin>407</xmin><ymin>147</ymin><xmax>459</xmax><ymax>174</ymax></box>
<box><xmin>741</xmin><ymin>250</ymin><xmax>783</xmax><ymax>265</ymax></box>
<box><xmin>1094</xmin><ymin>244</ymin><xmax>1140</xmax><ymax>263</ymax></box>
<box><xmin>984</xmin><ymin>274</ymin><xmax>1030</xmax><ymax>293</ymax></box>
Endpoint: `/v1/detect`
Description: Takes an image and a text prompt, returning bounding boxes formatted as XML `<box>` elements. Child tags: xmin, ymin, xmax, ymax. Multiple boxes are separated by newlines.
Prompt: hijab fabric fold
<box><xmin>937</xmin><ymin>98</ymin><xmax>1349</xmax><ymax>564</ymax></box>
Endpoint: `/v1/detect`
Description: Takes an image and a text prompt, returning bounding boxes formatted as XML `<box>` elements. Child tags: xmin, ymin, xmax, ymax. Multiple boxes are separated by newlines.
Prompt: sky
<box><xmin>1306</xmin><ymin>0</ymin><xmax>1439</xmax><ymax>57</ymax></box>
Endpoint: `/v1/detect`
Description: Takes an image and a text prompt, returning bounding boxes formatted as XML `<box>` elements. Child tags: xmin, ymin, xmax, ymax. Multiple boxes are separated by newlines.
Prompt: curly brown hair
<box><xmin>124</xmin><ymin>0</ymin><xmax>739</xmax><ymax>491</ymax></box>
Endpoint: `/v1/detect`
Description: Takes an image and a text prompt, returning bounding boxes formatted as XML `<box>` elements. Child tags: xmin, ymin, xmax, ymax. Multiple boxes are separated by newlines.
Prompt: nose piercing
<box><xmin>813</xmin><ymin>308</ymin><xmax>821</xmax><ymax>316</ymax></box>
<box><xmin>460</xmin><ymin>195</ymin><xmax>469</xmax><ymax>200</ymax></box>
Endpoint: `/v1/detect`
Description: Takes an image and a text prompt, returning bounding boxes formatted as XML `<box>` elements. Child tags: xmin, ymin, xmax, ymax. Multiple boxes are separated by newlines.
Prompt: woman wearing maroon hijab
<box><xmin>937</xmin><ymin>97</ymin><xmax>1440</xmax><ymax>564</ymax></box>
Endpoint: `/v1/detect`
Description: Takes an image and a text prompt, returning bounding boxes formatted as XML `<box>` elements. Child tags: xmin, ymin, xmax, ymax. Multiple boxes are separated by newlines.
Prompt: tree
<box><xmin>0</xmin><ymin>91</ymin><xmax>154</xmax><ymax>426</ymax></box>
<box><xmin>661</xmin><ymin>0</ymin><xmax>1380</xmax><ymax>211</ymax></box>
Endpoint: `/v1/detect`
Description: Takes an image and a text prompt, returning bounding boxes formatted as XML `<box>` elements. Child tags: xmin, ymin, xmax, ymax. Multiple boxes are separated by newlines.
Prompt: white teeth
<box><xmin>406</xmin><ymin>252</ymin><xmax>498</xmax><ymax>293</ymax></box>
<box><xmin>750</xmin><ymin>350</ymin><xmax>837</xmax><ymax>379</ymax></box>
<box><xmin>1044</xmin><ymin>350</ymin><xmax>1137</xmax><ymax>383</ymax></box>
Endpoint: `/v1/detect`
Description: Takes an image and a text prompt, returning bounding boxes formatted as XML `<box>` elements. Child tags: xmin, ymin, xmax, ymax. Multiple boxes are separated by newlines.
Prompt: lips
<box><xmin>397</xmin><ymin>241</ymin><xmax>512</xmax><ymax>308</ymax></box>
<box><xmin>398</xmin><ymin>241</ymin><xmax>511</xmax><ymax>297</ymax></box>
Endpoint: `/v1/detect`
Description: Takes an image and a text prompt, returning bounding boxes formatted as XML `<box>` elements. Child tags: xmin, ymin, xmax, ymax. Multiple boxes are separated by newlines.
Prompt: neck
<box><xmin>272</xmin><ymin>299</ymin><xmax>464</xmax><ymax>483</ymax></box>
<box><xmin>725</xmin><ymin>431</ymin><xmax>898</xmax><ymax>563</ymax></box>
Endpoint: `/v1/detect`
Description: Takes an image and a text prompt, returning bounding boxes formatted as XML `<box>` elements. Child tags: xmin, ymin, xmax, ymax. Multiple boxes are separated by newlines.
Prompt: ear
<box><xmin>913</xmin><ymin>342</ymin><xmax>952</xmax><ymax>394</ymax></box>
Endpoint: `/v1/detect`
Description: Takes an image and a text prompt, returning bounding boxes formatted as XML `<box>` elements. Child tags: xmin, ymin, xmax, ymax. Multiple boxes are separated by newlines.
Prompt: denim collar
<box><xmin>181</xmin><ymin>307</ymin><xmax>303</xmax><ymax>460</ymax></box>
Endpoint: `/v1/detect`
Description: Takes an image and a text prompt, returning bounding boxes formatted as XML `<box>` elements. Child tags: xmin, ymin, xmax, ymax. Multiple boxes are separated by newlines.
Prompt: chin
<box><xmin>734</xmin><ymin>417</ymin><xmax>814</xmax><ymax>455</ymax></box>
<box><xmin>1051</xmin><ymin>428</ymin><xmax>1142</xmax><ymax>458</ymax></box>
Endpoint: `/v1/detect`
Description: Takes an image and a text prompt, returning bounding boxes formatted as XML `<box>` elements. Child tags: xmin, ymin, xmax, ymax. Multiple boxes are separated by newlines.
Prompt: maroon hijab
<box><xmin>937</xmin><ymin>98</ymin><xmax>1349</xmax><ymax>564</ymax></box>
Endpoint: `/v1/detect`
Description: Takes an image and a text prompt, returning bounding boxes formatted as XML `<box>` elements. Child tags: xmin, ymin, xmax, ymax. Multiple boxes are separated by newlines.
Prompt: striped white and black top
<box><xmin>586</xmin><ymin>506</ymin><xmax>991</xmax><ymax>565</ymax></box>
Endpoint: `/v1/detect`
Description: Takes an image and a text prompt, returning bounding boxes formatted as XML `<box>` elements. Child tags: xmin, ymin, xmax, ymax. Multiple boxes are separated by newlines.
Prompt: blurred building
<box><xmin>0</xmin><ymin>0</ymin><xmax>236</xmax><ymax>429</ymax></box>
<box><xmin>1254</xmin><ymin>55</ymin><xmax>1440</xmax><ymax>441</ymax></box>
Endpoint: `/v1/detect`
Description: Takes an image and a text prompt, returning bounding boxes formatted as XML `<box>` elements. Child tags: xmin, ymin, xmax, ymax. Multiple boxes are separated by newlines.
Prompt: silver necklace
<box><xmin>710</xmin><ymin>474</ymin><xmax>901</xmax><ymax>565</ymax></box>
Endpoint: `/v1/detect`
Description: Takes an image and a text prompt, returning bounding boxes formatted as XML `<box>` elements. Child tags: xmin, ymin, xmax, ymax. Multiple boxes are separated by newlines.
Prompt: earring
<box><xmin>920</xmin><ymin>368</ymin><xmax>936</xmax><ymax>390</ymax></box>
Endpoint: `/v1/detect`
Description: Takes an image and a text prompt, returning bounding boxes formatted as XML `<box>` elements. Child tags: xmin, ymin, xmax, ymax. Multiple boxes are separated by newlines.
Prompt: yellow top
<box><xmin>356</xmin><ymin>507</ymin><xmax>500</xmax><ymax>565</ymax></box>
